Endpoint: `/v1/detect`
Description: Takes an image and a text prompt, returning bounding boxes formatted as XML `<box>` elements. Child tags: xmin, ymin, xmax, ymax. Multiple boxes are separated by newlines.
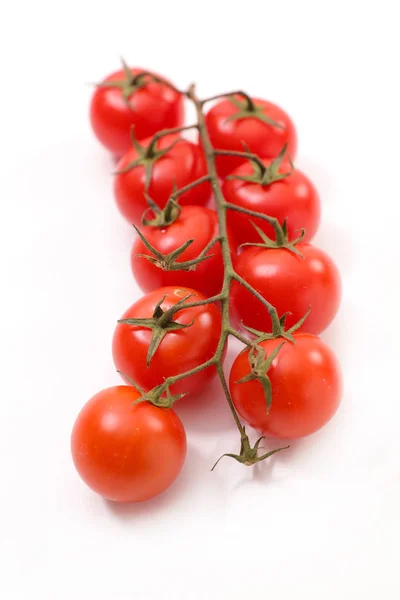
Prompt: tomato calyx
<box><xmin>142</xmin><ymin>193</ymin><xmax>182</xmax><ymax>227</ymax></box>
<box><xmin>135</xmin><ymin>382</ymin><xmax>187</xmax><ymax>409</ymax></box>
<box><xmin>236</xmin><ymin>342</ymin><xmax>285</xmax><ymax>411</ymax></box>
<box><xmin>212</xmin><ymin>427</ymin><xmax>289</xmax><ymax>469</ymax></box>
<box><xmin>140</xmin><ymin>383</ymin><xmax>188</xmax><ymax>408</ymax></box>
<box><xmin>226</xmin><ymin>95</ymin><xmax>284</xmax><ymax>129</ymax></box>
<box><xmin>243</xmin><ymin>307</ymin><xmax>311</xmax><ymax>344</ymax></box>
<box><xmin>115</xmin><ymin>127</ymin><xmax>181</xmax><ymax>191</ymax></box>
<box><xmin>228</xmin><ymin>144</ymin><xmax>294</xmax><ymax>186</ymax></box>
<box><xmin>95</xmin><ymin>60</ymin><xmax>165</xmax><ymax>110</ymax></box>
<box><xmin>118</xmin><ymin>371</ymin><xmax>186</xmax><ymax>408</ymax></box>
<box><xmin>241</xmin><ymin>220</ymin><xmax>305</xmax><ymax>257</ymax></box>
<box><xmin>133</xmin><ymin>224</ymin><xmax>215</xmax><ymax>272</ymax></box>
<box><xmin>118</xmin><ymin>294</ymin><xmax>195</xmax><ymax>366</ymax></box>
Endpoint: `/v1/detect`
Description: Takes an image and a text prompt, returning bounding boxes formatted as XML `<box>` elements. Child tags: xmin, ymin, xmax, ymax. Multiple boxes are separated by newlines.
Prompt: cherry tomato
<box><xmin>229</xmin><ymin>335</ymin><xmax>342</xmax><ymax>439</ymax></box>
<box><xmin>131</xmin><ymin>206</ymin><xmax>234</xmax><ymax>297</ymax></box>
<box><xmin>206</xmin><ymin>95</ymin><xmax>297</xmax><ymax>177</ymax></box>
<box><xmin>90</xmin><ymin>66</ymin><xmax>184</xmax><ymax>156</ymax></box>
<box><xmin>71</xmin><ymin>386</ymin><xmax>186</xmax><ymax>502</ymax></box>
<box><xmin>223</xmin><ymin>158</ymin><xmax>320</xmax><ymax>246</ymax></box>
<box><xmin>112</xmin><ymin>287</ymin><xmax>222</xmax><ymax>396</ymax></box>
<box><xmin>231</xmin><ymin>243</ymin><xmax>341</xmax><ymax>335</ymax></box>
<box><xmin>114</xmin><ymin>134</ymin><xmax>210</xmax><ymax>225</ymax></box>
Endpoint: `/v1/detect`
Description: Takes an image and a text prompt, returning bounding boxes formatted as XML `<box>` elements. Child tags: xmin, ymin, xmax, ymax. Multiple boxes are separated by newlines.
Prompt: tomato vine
<box><xmin>74</xmin><ymin>63</ymin><xmax>342</xmax><ymax>503</ymax></box>
<box><xmin>125</xmin><ymin>81</ymin><xmax>305</xmax><ymax>467</ymax></box>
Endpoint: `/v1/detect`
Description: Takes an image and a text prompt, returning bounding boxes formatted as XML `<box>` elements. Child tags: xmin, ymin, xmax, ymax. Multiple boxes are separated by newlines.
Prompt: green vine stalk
<box><xmin>123</xmin><ymin>79</ymin><xmax>302</xmax><ymax>467</ymax></box>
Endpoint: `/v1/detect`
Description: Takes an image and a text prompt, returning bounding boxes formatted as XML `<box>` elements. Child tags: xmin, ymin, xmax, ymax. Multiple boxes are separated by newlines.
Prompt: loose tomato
<box><xmin>231</xmin><ymin>243</ymin><xmax>341</xmax><ymax>335</ymax></box>
<box><xmin>223</xmin><ymin>157</ymin><xmax>320</xmax><ymax>246</ymax></box>
<box><xmin>112</xmin><ymin>287</ymin><xmax>222</xmax><ymax>396</ymax></box>
<box><xmin>71</xmin><ymin>386</ymin><xmax>186</xmax><ymax>502</ymax></box>
<box><xmin>90</xmin><ymin>65</ymin><xmax>184</xmax><ymax>156</ymax></box>
<box><xmin>230</xmin><ymin>335</ymin><xmax>342</xmax><ymax>439</ymax></box>
<box><xmin>205</xmin><ymin>95</ymin><xmax>297</xmax><ymax>177</ymax></box>
<box><xmin>131</xmin><ymin>206</ymin><xmax>233</xmax><ymax>297</ymax></box>
<box><xmin>114</xmin><ymin>134</ymin><xmax>210</xmax><ymax>225</ymax></box>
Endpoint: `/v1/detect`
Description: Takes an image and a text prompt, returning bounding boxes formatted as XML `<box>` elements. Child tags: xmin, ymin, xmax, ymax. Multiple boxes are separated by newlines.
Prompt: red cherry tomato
<box><xmin>71</xmin><ymin>386</ymin><xmax>186</xmax><ymax>503</ymax></box>
<box><xmin>231</xmin><ymin>243</ymin><xmax>341</xmax><ymax>335</ymax></box>
<box><xmin>223</xmin><ymin>158</ymin><xmax>320</xmax><ymax>246</ymax></box>
<box><xmin>206</xmin><ymin>96</ymin><xmax>297</xmax><ymax>177</ymax></box>
<box><xmin>90</xmin><ymin>66</ymin><xmax>184</xmax><ymax>156</ymax></box>
<box><xmin>112</xmin><ymin>287</ymin><xmax>222</xmax><ymax>396</ymax></box>
<box><xmin>114</xmin><ymin>134</ymin><xmax>210</xmax><ymax>225</ymax></box>
<box><xmin>131</xmin><ymin>206</ymin><xmax>233</xmax><ymax>297</ymax></box>
<box><xmin>229</xmin><ymin>335</ymin><xmax>342</xmax><ymax>439</ymax></box>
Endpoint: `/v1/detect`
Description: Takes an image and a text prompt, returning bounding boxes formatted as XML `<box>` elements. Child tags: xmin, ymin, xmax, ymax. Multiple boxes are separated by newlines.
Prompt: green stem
<box><xmin>163</xmin><ymin>357</ymin><xmax>216</xmax><ymax>387</ymax></box>
<box><xmin>217</xmin><ymin>363</ymin><xmax>247</xmax><ymax>439</ymax></box>
<box><xmin>168</xmin><ymin>293</ymin><xmax>223</xmax><ymax>312</ymax></box>
<box><xmin>215</xmin><ymin>149</ymin><xmax>266</xmax><ymax>172</ymax></box>
<box><xmin>201</xmin><ymin>90</ymin><xmax>256</xmax><ymax>111</ymax></box>
<box><xmin>186</xmin><ymin>83</ymin><xmax>249</xmax><ymax>442</ymax></box>
<box><xmin>173</xmin><ymin>175</ymin><xmax>211</xmax><ymax>199</ymax></box>
<box><xmin>224</xmin><ymin>202</ymin><xmax>285</xmax><ymax>246</ymax></box>
<box><xmin>149</xmin><ymin>124</ymin><xmax>199</xmax><ymax>147</ymax></box>
<box><xmin>142</xmin><ymin>83</ymin><xmax>286</xmax><ymax>460</ymax></box>
<box><xmin>228</xmin><ymin>328</ymin><xmax>252</xmax><ymax>346</ymax></box>
<box><xmin>233</xmin><ymin>274</ymin><xmax>281</xmax><ymax>336</ymax></box>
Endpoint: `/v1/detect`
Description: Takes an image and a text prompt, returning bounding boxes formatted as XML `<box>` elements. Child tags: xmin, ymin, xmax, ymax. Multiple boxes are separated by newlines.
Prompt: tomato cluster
<box><xmin>71</xmin><ymin>63</ymin><xmax>343</xmax><ymax>504</ymax></box>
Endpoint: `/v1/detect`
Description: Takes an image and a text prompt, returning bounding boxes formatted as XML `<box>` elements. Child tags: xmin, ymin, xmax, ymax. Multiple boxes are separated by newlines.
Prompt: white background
<box><xmin>1</xmin><ymin>1</ymin><xmax>399</xmax><ymax>598</ymax></box>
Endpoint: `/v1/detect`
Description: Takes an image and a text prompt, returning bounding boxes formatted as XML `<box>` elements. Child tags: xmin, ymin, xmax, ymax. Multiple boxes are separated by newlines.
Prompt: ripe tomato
<box><xmin>90</xmin><ymin>65</ymin><xmax>184</xmax><ymax>156</ymax></box>
<box><xmin>231</xmin><ymin>243</ymin><xmax>341</xmax><ymax>335</ymax></box>
<box><xmin>112</xmin><ymin>287</ymin><xmax>222</xmax><ymax>395</ymax></box>
<box><xmin>71</xmin><ymin>386</ymin><xmax>186</xmax><ymax>503</ymax></box>
<box><xmin>114</xmin><ymin>134</ymin><xmax>210</xmax><ymax>225</ymax></box>
<box><xmin>229</xmin><ymin>335</ymin><xmax>342</xmax><ymax>439</ymax></box>
<box><xmin>223</xmin><ymin>158</ymin><xmax>320</xmax><ymax>245</ymax></box>
<box><xmin>205</xmin><ymin>95</ymin><xmax>297</xmax><ymax>177</ymax></box>
<box><xmin>131</xmin><ymin>206</ymin><xmax>233</xmax><ymax>297</ymax></box>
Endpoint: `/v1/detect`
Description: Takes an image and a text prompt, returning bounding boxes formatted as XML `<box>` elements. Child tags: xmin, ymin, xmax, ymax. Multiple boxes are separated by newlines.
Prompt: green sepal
<box><xmin>228</xmin><ymin>143</ymin><xmax>294</xmax><ymax>187</ymax></box>
<box><xmin>133</xmin><ymin>382</ymin><xmax>188</xmax><ymax>409</ymax></box>
<box><xmin>237</xmin><ymin>342</ymin><xmax>285</xmax><ymax>411</ymax></box>
<box><xmin>95</xmin><ymin>59</ymin><xmax>154</xmax><ymax>110</ymax></box>
<box><xmin>118</xmin><ymin>294</ymin><xmax>195</xmax><ymax>366</ymax></box>
<box><xmin>225</xmin><ymin>95</ymin><xmax>284</xmax><ymax>129</ymax></box>
<box><xmin>132</xmin><ymin>225</ymin><xmax>214</xmax><ymax>272</ymax></box>
<box><xmin>242</xmin><ymin>307</ymin><xmax>311</xmax><ymax>345</ymax></box>
<box><xmin>114</xmin><ymin>128</ymin><xmax>181</xmax><ymax>191</ymax></box>
<box><xmin>141</xmin><ymin>193</ymin><xmax>181</xmax><ymax>227</ymax></box>
<box><xmin>240</xmin><ymin>220</ymin><xmax>305</xmax><ymax>257</ymax></box>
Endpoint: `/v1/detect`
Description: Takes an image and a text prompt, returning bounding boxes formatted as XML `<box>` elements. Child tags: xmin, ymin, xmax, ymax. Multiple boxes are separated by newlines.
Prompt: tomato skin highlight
<box><xmin>231</xmin><ymin>242</ymin><xmax>341</xmax><ymax>336</ymax></box>
<box><xmin>71</xmin><ymin>386</ymin><xmax>186</xmax><ymax>503</ymax></box>
<box><xmin>131</xmin><ymin>206</ymin><xmax>232</xmax><ymax>297</ymax></box>
<box><xmin>114</xmin><ymin>134</ymin><xmax>210</xmax><ymax>225</ymax></box>
<box><xmin>112</xmin><ymin>287</ymin><xmax>222</xmax><ymax>396</ymax></box>
<box><xmin>223</xmin><ymin>158</ymin><xmax>320</xmax><ymax>246</ymax></box>
<box><xmin>229</xmin><ymin>335</ymin><xmax>342</xmax><ymax>439</ymax></box>
<box><xmin>205</xmin><ymin>96</ymin><xmax>297</xmax><ymax>178</ymax></box>
<box><xmin>90</xmin><ymin>68</ymin><xmax>184</xmax><ymax>156</ymax></box>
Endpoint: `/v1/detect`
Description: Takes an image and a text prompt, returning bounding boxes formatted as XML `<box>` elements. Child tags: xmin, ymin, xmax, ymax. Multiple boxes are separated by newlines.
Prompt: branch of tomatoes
<box><xmin>75</xmin><ymin>63</ymin><xmax>342</xmax><ymax>504</ymax></box>
<box><xmin>118</xmin><ymin>80</ymin><xmax>311</xmax><ymax>467</ymax></box>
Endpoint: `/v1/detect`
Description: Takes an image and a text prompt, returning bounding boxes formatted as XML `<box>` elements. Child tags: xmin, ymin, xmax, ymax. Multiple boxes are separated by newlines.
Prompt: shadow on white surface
<box><xmin>255</xmin><ymin>437</ymin><xmax>305</xmax><ymax>474</ymax></box>
<box><xmin>103</xmin><ymin>443</ymin><xmax>204</xmax><ymax>520</ymax></box>
<box><xmin>227</xmin><ymin>435</ymin><xmax>321</xmax><ymax>495</ymax></box>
